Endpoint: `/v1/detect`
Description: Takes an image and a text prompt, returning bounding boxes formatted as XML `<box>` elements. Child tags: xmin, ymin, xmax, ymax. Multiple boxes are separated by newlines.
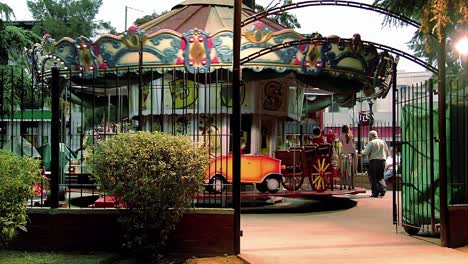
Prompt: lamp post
<box><xmin>438</xmin><ymin>28</ymin><xmax>448</xmax><ymax>247</ymax></box>
<box><xmin>368</xmin><ymin>99</ymin><xmax>374</xmax><ymax>130</ymax></box>
<box><xmin>124</xmin><ymin>6</ymin><xmax>143</xmax><ymax>31</ymax></box>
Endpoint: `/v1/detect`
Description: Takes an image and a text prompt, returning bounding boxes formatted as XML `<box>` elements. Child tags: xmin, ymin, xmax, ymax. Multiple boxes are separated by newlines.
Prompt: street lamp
<box><xmin>454</xmin><ymin>34</ymin><xmax>468</xmax><ymax>84</ymax></box>
<box><xmin>124</xmin><ymin>6</ymin><xmax>143</xmax><ymax>31</ymax></box>
<box><xmin>455</xmin><ymin>35</ymin><xmax>468</xmax><ymax>58</ymax></box>
<box><xmin>368</xmin><ymin>99</ymin><xmax>374</xmax><ymax>130</ymax></box>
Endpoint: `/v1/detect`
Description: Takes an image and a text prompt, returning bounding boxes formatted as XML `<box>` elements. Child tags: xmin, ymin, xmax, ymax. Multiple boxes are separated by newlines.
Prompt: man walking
<box><xmin>362</xmin><ymin>130</ymin><xmax>390</xmax><ymax>197</ymax></box>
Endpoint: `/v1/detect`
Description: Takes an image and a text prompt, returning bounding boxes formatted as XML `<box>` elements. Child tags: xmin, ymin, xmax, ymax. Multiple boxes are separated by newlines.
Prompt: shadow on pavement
<box><xmin>241</xmin><ymin>196</ymin><xmax>357</xmax><ymax>214</ymax></box>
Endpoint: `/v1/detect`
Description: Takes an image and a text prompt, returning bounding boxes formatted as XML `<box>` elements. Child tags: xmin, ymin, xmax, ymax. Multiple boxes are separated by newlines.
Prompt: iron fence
<box><xmin>1</xmin><ymin>66</ymin><xmax>237</xmax><ymax>209</ymax></box>
<box><xmin>447</xmin><ymin>79</ymin><xmax>467</xmax><ymax>205</ymax></box>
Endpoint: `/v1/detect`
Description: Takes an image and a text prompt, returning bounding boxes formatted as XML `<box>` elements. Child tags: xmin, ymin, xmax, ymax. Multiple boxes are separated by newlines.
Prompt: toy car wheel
<box><xmin>207</xmin><ymin>175</ymin><xmax>226</xmax><ymax>194</ymax></box>
<box><xmin>403</xmin><ymin>223</ymin><xmax>420</xmax><ymax>235</ymax></box>
<box><xmin>59</xmin><ymin>186</ymin><xmax>67</xmax><ymax>201</ymax></box>
<box><xmin>309</xmin><ymin>158</ymin><xmax>332</xmax><ymax>192</ymax></box>
<box><xmin>45</xmin><ymin>186</ymin><xmax>68</xmax><ymax>201</ymax></box>
<box><xmin>256</xmin><ymin>183</ymin><xmax>267</xmax><ymax>193</ymax></box>
<box><xmin>310</xmin><ymin>173</ymin><xmax>329</xmax><ymax>193</ymax></box>
<box><xmin>282</xmin><ymin>175</ymin><xmax>304</xmax><ymax>191</ymax></box>
<box><xmin>265</xmin><ymin>175</ymin><xmax>281</xmax><ymax>194</ymax></box>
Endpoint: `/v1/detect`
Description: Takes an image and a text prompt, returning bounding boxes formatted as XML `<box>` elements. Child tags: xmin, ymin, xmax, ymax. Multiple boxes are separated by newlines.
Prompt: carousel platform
<box><xmin>63</xmin><ymin>185</ymin><xmax>367</xmax><ymax>208</ymax></box>
<box><xmin>195</xmin><ymin>186</ymin><xmax>366</xmax><ymax>200</ymax></box>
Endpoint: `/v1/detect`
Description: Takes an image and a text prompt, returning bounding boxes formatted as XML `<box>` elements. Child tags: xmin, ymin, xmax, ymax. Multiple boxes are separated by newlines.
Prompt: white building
<box><xmin>322</xmin><ymin>71</ymin><xmax>434</xmax><ymax>141</ymax></box>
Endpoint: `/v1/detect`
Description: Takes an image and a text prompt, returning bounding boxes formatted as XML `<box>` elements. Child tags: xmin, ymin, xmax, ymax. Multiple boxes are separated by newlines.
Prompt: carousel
<box><xmin>28</xmin><ymin>0</ymin><xmax>395</xmax><ymax>194</ymax></box>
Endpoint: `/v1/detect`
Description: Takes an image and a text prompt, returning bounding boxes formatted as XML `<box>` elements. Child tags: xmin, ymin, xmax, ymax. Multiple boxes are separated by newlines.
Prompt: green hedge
<box><xmin>0</xmin><ymin>150</ymin><xmax>40</xmax><ymax>247</ymax></box>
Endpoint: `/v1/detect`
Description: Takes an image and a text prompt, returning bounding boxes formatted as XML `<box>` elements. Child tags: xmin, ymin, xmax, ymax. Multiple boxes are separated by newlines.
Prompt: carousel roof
<box><xmin>27</xmin><ymin>0</ymin><xmax>396</xmax><ymax>103</ymax></box>
<box><xmin>139</xmin><ymin>0</ymin><xmax>286</xmax><ymax>35</ymax></box>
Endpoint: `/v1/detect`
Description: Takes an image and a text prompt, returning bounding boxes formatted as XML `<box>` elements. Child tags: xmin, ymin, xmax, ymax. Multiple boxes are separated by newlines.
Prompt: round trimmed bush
<box><xmin>90</xmin><ymin>131</ymin><xmax>208</xmax><ymax>257</ymax></box>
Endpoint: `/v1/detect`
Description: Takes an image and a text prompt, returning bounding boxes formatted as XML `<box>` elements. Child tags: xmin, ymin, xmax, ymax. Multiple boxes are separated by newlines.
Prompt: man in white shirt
<box><xmin>362</xmin><ymin>130</ymin><xmax>390</xmax><ymax>197</ymax></box>
<box><xmin>384</xmin><ymin>147</ymin><xmax>399</xmax><ymax>182</ymax></box>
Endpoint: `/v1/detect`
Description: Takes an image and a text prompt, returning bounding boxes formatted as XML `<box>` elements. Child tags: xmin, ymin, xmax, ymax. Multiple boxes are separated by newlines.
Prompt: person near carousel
<box><xmin>339</xmin><ymin>125</ymin><xmax>355</xmax><ymax>155</ymax></box>
<box><xmin>361</xmin><ymin>130</ymin><xmax>390</xmax><ymax>198</ymax></box>
<box><xmin>311</xmin><ymin>126</ymin><xmax>325</xmax><ymax>144</ymax></box>
<box><xmin>384</xmin><ymin>147</ymin><xmax>399</xmax><ymax>182</ymax></box>
<box><xmin>338</xmin><ymin>125</ymin><xmax>356</xmax><ymax>189</ymax></box>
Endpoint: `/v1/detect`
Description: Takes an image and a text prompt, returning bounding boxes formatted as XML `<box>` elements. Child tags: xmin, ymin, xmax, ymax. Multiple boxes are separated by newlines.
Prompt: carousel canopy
<box><xmin>139</xmin><ymin>0</ymin><xmax>286</xmax><ymax>35</ymax></box>
<box><xmin>28</xmin><ymin>0</ymin><xmax>395</xmax><ymax>108</ymax></box>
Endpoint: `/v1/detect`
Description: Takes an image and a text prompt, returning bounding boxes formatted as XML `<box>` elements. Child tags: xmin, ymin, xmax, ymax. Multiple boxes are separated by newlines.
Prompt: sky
<box><xmin>3</xmin><ymin>0</ymin><xmax>426</xmax><ymax>72</ymax></box>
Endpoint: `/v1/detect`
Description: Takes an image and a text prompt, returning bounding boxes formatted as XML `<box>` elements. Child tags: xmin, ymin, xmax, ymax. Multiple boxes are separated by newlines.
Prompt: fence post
<box><xmin>357</xmin><ymin>123</ymin><xmax>361</xmax><ymax>155</ymax></box>
<box><xmin>50</xmin><ymin>66</ymin><xmax>61</xmax><ymax>208</ymax></box>
<box><xmin>391</xmin><ymin>62</ymin><xmax>397</xmax><ymax>225</ymax></box>
<box><xmin>429</xmin><ymin>79</ymin><xmax>436</xmax><ymax>233</ymax></box>
<box><xmin>232</xmin><ymin>0</ymin><xmax>242</xmax><ymax>255</ymax></box>
<box><xmin>137</xmin><ymin>36</ymin><xmax>143</xmax><ymax>131</ymax></box>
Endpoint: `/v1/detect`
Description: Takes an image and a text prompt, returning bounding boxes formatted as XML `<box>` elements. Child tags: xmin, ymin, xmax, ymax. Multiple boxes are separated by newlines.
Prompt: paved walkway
<box><xmin>240</xmin><ymin>192</ymin><xmax>468</xmax><ymax>264</ymax></box>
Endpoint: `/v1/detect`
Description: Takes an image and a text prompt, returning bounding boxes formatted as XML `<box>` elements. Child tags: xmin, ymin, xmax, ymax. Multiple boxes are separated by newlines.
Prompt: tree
<box><xmin>373</xmin><ymin>0</ymin><xmax>467</xmax><ymax>78</ymax></box>
<box><xmin>1</xmin><ymin>2</ymin><xmax>37</xmax><ymax>62</ymax></box>
<box><xmin>255</xmin><ymin>0</ymin><xmax>301</xmax><ymax>29</ymax></box>
<box><xmin>26</xmin><ymin>0</ymin><xmax>115</xmax><ymax>40</ymax></box>
<box><xmin>0</xmin><ymin>2</ymin><xmax>14</xmax><ymax>21</ymax></box>
<box><xmin>0</xmin><ymin>2</ymin><xmax>41</xmax><ymax>117</ymax></box>
<box><xmin>133</xmin><ymin>11</ymin><xmax>169</xmax><ymax>26</ymax></box>
<box><xmin>0</xmin><ymin>25</ymin><xmax>40</xmax><ymax>65</ymax></box>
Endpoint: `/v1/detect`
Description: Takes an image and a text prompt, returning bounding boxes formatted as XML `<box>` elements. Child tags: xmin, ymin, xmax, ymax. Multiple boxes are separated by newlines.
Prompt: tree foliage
<box><xmin>26</xmin><ymin>0</ymin><xmax>115</xmax><ymax>40</ymax></box>
<box><xmin>373</xmin><ymin>0</ymin><xmax>467</xmax><ymax>77</ymax></box>
<box><xmin>0</xmin><ymin>2</ymin><xmax>14</xmax><ymax>21</ymax></box>
<box><xmin>255</xmin><ymin>0</ymin><xmax>301</xmax><ymax>29</ymax></box>
<box><xmin>0</xmin><ymin>3</ymin><xmax>40</xmax><ymax>115</ymax></box>
<box><xmin>0</xmin><ymin>26</ymin><xmax>40</xmax><ymax>65</ymax></box>
<box><xmin>0</xmin><ymin>2</ymin><xmax>40</xmax><ymax>65</ymax></box>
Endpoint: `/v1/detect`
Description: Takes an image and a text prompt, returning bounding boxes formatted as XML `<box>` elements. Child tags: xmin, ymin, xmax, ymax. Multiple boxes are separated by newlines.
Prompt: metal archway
<box><xmin>240</xmin><ymin>37</ymin><xmax>438</xmax><ymax>74</ymax></box>
<box><xmin>242</xmin><ymin>0</ymin><xmax>420</xmax><ymax>29</ymax></box>
<box><xmin>232</xmin><ymin>1</ymin><xmax>447</xmax><ymax>254</ymax></box>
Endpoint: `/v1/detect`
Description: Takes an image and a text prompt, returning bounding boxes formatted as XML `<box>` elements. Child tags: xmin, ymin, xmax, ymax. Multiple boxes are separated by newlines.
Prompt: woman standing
<box><xmin>339</xmin><ymin>125</ymin><xmax>355</xmax><ymax>155</ymax></box>
<box><xmin>339</xmin><ymin>125</ymin><xmax>356</xmax><ymax>189</ymax></box>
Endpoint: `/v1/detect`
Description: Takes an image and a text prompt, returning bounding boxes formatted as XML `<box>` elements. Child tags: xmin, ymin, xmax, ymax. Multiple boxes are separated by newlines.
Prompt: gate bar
<box><xmin>391</xmin><ymin>62</ymin><xmax>397</xmax><ymax>225</ymax></box>
<box><xmin>50</xmin><ymin>66</ymin><xmax>60</xmax><ymax>208</ymax></box>
<box><xmin>429</xmin><ymin>79</ymin><xmax>436</xmax><ymax>233</ymax></box>
<box><xmin>233</xmin><ymin>0</ymin><xmax>242</xmax><ymax>255</ymax></box>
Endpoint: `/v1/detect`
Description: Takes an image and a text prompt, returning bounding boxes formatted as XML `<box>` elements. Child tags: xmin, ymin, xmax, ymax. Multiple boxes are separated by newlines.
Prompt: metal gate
<box><xmin>394</xmin><ymin>78</ymin><xmax>468</xmax><ymax>238</ymax></box>
<box><xmin>393</xmin><ymin>79</ymin><xmax>438</xmax><ymax>235</ymax></box>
